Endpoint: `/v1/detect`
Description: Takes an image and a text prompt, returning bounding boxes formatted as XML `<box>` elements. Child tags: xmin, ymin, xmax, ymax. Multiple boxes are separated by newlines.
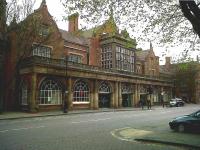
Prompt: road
<box><xmin>0</xmin><ymin>104</ymin><xmax>200</xmax><ymax>150</ymax></box>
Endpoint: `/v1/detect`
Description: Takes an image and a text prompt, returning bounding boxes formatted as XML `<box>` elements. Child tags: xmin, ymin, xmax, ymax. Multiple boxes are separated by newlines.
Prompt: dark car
<box><xmin>169</xmin><ymin>98</ymin><xmax>184</xmax><ymax>107</ymax></box>
<box><xmin>169</xmin><ymin>110</ymin><xmax>200</xmax><ymax>133</ymax></box>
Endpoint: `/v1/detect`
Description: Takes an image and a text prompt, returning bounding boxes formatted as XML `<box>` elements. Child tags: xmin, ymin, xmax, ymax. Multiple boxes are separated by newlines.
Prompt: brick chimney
<box><xmin>68</xmin><ymin>13</ymin><xmax>79</xmax><ymax>32</ymax></box>
<box><xmin>165</xmin><ymin>57</ymin><xmax>171</xmax><ymax>70</ymax></box>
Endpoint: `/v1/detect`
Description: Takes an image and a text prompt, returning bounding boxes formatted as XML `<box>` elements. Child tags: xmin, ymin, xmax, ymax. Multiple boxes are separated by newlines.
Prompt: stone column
<box><xmin>118</xmin><ymin>82</ymin><xmax>122</xmax><ymax>107</ymax></box>
<box><xmin>67</xmin><ymin>77</ymin><xmax>73</xmax><ymax>110</ymax></box>
<box><xmin>114</xmin><ymin>81</ymin><xmax>119</xmax><ymax>108</ymax></box>
<box><xmin>135</xmin><ymin>84</ymin><xmax>140</xmax><ymax>106</ymax></box>
<box><xmin>93</xmin><ymin>80</ymin><xmax>98</xmax><ymax>109</ymax></box>
<box><xmin>131</xmin><ymin>84</ymin><xmax>135</xmax><ymax>107</ymax></box>
<box><xmin>110</xmin><ymin>82</ymin><xmax>115</xmax><ymax>108</ymax></box>
<box><xmin>29</xmin><ymin>73</ymin><xmax>37</xmax><ymax>112</ymax></box>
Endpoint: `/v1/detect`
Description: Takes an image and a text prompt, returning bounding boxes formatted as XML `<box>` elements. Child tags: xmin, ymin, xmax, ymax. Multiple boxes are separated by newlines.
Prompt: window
<box><xmin>115</xmin><ymin>46</ymin><xmax>134</xmax><ymax>72</ymax></box>
<box><xmin>39</xmin><ymin>25</ymin><xmax>49</xmax><ymax>36</ymax></box>
<box><xmin>101</xmin><ymin>46</ymin><xmax>112</xmax><ymax>69</ymax></box>
<box><xmin>21</xmin><ymin>82</ymin><xmax>28</xmax><ymax>105</ymax></box>
<box><xmin>32</xmin><ymin>44</ymin><xmax>51</xmax><ymax>58</ymax></box>
<box><xmin>39</xmin><ymin>79</ymin><xmax>62</xmax><ymax>105</ymax></box>
<box><xmin>68</xmin><ymin>54</ymin><xmax>82</xmax><ymax>63</ymax></box>
<box><xmin>73</xmin><ymin>80</ymin><xmax>89</xmax><ymax>103</ymax></box>
<box><xmin>122</xmin><ymin>83</ymin><xmax>132</xmax><ymax>94</ymax></box>
<box><xmin>137</xmin><ymin>65</ymin><xmax>141</xmax><ymax>73</ymax></box>
<box><xmin>99</xmin><ymin>82</ymin><xmax>112</xmax><ymax>93</ymax></box>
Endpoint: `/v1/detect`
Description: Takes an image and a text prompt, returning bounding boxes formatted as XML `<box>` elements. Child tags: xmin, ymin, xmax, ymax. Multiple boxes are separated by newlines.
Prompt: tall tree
<box><xmin>0</xmin><ymin>0</ymin><xmax>37</xmax><ymax>112</ymax></box>
<box><xmin>0</xmin><ymin>0</ymin><xmax>56</xmax><ymax>111</ymax></box>
<box><xmin>174</xmin><ymin>61</ymin><xmax>199</xmax><ymax>103</ymax></box>
<box><xmin>0</xmin><ymin>0</ymin><xmax>8</xmax><ymax>113</ymax></box>
<box><xmin>62</xmin><ymin>0</ymin><xmax>200</xmax><ymax>60</ymax></box>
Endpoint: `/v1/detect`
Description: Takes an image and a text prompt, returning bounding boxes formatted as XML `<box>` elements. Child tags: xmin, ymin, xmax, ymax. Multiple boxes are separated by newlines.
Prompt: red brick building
<box><xmin>3</xmin><ymin>1</ymin><xmax>173</xmax><ymax>112</ymax></box>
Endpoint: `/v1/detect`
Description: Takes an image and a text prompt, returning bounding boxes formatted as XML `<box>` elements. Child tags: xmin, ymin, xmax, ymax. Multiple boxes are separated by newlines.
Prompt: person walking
<box><xmin>139</xmin><ymin>98</ymin><xmax>144</xmax><ymax>110</ymax></box>
<box><xmin>161</xmin><ymin>91</ymin><xmax>164</xmax><ymax>108</ymax></box>
<box><xmin>147</xmin><ymin>86</ymin><xmax>153</xmax><ymax>110</ymax></box>
<box><xmin>147</xmin><ymin>95</ymin><xmax>151</xmax><ymax>110</ymax></box>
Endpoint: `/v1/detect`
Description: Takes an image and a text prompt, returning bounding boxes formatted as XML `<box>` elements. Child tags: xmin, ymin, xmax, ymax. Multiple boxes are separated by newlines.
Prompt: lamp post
<box><xmin>63</xmin><ymin>56</ymin><xmax>68</xmax><ymax>113</ymax></box>
<box><xmin>173</xmin><ymin>79</ymin><xmax>176</xmax><ymax>98</ymax></box>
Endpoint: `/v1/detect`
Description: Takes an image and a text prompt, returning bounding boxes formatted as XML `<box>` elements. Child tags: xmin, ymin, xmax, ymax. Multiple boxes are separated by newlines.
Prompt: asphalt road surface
<box><xmin>0</xmin><ymin>104</ymin><xmax>199</xmax><ymax>150</ymax></box>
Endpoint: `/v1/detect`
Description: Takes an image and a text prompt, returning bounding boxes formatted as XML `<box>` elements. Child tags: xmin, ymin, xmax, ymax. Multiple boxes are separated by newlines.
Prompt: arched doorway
<box><xmin>98</xmin><ymin>81</ymin><xmax>112</xmax><ymax>108</ymax></box>
<box><xmin>39</xmin><ymin>79</ymin><xmax>62</xmax><ymax>105</ymax></box>
<box><xmin>122</xmin><ymin>83</ymin><xmax>132</xmax><ymax>107</ymax></box>
<box><xmin>139</xmin><ymin>85</ymin><xmax>148</xmax><ymax>106</ymax></box>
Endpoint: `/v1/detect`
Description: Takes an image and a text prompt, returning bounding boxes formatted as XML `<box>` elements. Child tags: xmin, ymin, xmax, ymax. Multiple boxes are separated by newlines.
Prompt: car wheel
<box><xmin>177</xmin><ymin>103</ymin><xmax>181</xmax><ymax>107</ymax></box>
<box><xmin>177</xmin><ymin>124</ymin><xmax>185</xmax><ymax>132</ymax></box>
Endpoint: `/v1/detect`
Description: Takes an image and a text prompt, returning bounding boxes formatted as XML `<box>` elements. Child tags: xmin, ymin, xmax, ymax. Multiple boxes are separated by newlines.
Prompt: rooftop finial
<box><xmin>150</xmin><ymin>41</ymin><xmax>153</xmax><ymax>51</ymax></box>
<box><xmin>40</xmin><ymin>0</ymin><xmax>46</xmax><ymax>8</ymax></box>
<box><xmin>42</xmin><ymin>0</ymin><xmax>46</xmax><ymax>5</ymax></box>
<box><xmin>109</xmin><ymin>3</ymin><xmax>114</xmax><ymax>18</ymax></box>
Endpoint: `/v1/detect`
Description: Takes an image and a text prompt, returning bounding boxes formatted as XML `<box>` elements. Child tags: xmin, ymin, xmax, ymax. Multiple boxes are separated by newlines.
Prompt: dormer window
<box><xmin>32</xmin><ymin>44</ymin><xmax>52</xmax><ymax>58</ymax></box>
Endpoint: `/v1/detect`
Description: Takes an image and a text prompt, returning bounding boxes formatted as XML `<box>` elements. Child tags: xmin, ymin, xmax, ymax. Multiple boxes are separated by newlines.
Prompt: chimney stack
<box><xmin>68</xmin><ymin>13</ymin><xmax>79</xmax><ymax>32</ymax></box>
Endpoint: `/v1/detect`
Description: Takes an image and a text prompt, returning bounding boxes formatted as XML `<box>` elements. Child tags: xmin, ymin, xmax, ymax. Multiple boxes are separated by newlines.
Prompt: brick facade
<box><xmin>3</xmin><ymin>1</ymin><xmax>175</xmax><ymax>112</ymax></box>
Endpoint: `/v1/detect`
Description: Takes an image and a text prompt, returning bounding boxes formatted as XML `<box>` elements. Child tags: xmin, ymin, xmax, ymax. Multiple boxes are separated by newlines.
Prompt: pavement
<box><xmin>0</xmin><ymin>106</ymin><xmax>148</xmax><ymax>120</ymax></box>
<box><xmin>111</xmin><ymin>127</ymin><xmax>200</xmax><ymax>150</ymax></box>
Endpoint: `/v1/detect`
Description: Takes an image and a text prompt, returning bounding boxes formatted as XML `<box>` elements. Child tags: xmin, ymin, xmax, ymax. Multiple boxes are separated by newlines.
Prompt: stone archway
<box><xmin>121</xmin><ymin>83</ymin><xmax>132</xmax><ymax>107</ymax></box>
<box><xmin>98</xmin><ymin>81</ymin><xmax>112</xmax><ymax>108</ymax></box>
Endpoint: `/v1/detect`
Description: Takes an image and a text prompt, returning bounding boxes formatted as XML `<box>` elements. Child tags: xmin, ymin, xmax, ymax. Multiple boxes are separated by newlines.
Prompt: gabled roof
<box><xmin>81</xmin><ymin>14</ymin><xmax>119</xmax><ymax>38</ymax></box>
<box><xmin>59</xmin><ymin>29</ymin><xmax>89</xmax><ymax>46</ymax></box>
<box><xmin>136</xmin><ymin>50</ymin><xmax>150</xmax><ymax>61</ymax></box>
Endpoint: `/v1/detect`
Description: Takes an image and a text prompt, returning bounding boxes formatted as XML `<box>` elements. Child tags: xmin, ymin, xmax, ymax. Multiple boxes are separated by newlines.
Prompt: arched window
<box><xmin>39</xmin><ymin>79</ymin><xmax>62</xmax><ymax>105</ymax></box>
<box><xmin>99</xmin><ymin>82</ymin><xmax>111</xmax><ymax>93</ymax></box>
<box><xmin>73</xmin><ymin>80</ymin><xmax>89</xmax><ymax>103</ymax></box>
<box><xmin>21</xmin><ymin>81</ymin><xmax>28</xmax><ymax>105</ymax></box>
<box><xmin>122</xmin><ymin>83</ymin><xmax>132</xmax><ymax>94</ymax></box>
<box><xmin>140</xmin><ymin>85</ymin><xmax>147</xmax><ymax>94</ymax></box>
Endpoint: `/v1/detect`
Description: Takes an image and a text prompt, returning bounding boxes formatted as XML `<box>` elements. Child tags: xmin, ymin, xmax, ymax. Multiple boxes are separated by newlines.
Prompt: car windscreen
<box><xmin>189</xmin><ymin>110</ymin><xmax>200</xmax><ymax>116</ymax></box>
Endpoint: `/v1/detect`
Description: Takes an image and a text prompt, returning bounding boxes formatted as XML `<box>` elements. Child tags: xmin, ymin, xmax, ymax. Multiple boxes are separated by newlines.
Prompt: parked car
<box><xmin>169</xmin><ymin>110</ymin><xmax>200</xmax><ymax>133</ymax></box>
<box><xmin>169</xmin><ymin>98</ymin><xmax>184</xmax><ymax>107</ymax></box>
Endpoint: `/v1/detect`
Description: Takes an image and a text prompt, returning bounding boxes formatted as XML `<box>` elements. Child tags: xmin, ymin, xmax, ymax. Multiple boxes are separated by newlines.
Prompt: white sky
<box><xmin>34</xmin><ymin>0</ymin><xmax>199</xmax><ymax>65</ymax></box>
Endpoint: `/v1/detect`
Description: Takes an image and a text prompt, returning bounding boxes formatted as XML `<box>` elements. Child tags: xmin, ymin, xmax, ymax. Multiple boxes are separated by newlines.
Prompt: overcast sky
<box><xmin>34</xmin><ymin>0</ymin><xmax>199</xmax><ymax>65</ymax></box>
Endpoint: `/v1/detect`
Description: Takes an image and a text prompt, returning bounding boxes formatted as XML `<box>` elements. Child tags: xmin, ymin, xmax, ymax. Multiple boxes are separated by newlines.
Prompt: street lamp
<box><xmin>173</xmin><ymin>79</ymin><xmax>176</xmax><ymax>98</ymax></box>
<box><xmin>63</xmin><ymin>56</ymin><xmax>68</xmax><ymax>113</ymax></box>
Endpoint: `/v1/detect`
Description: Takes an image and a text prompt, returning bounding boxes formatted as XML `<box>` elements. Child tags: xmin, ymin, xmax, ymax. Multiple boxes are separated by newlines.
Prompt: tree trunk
<box><xmin>179</xmin><ymin>0</ymin><xmax>200</xmax><ymax>38</ymax></box>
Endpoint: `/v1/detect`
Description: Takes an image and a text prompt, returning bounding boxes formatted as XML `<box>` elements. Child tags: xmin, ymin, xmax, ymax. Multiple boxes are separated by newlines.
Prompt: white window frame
<box><xmin>32</xmin><ymin>43</ymin><xmax>52</xmax><ymax>58</ymax></box>
<box><xmin>73</xmin><ymin>80</ymin><xmax>90</xmax><ymax>103</ymax></box>
<box><xmin>39</xmin><ymin>79</ymin><xmax>62</xmax><ymax>105</ymax></box>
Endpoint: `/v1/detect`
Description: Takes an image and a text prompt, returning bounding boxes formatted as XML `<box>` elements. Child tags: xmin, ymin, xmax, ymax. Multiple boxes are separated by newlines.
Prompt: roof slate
<box><xmin>59</xmin><ymin>29</ymin><xmax>89</xmax><ymax>46</ymax></box>
<box><xmin>136</xmin><ymin>50</ymin><xmax>150</xmax><ymax>61</ymax></box>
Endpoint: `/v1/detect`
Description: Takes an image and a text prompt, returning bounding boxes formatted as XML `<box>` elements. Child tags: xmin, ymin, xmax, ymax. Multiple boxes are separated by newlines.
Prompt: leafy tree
<box><xmin>0</xmin><ymin>0</ymin><xmax>37</xmax><ymax>112</ymax></box>
<box><xmin>61</xmin><ymin>0</ymin><xmax>200</xmax><ymax>60</ymax></box>
<box><xmin>0</xmin><ymin>0</ymin><xmax>56</xmax><ymax>111</ymax></box>
<box><xmin>174</xmin><ymin>61</ymin><xmax>199</xmax><ymax>103</ymax></box>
